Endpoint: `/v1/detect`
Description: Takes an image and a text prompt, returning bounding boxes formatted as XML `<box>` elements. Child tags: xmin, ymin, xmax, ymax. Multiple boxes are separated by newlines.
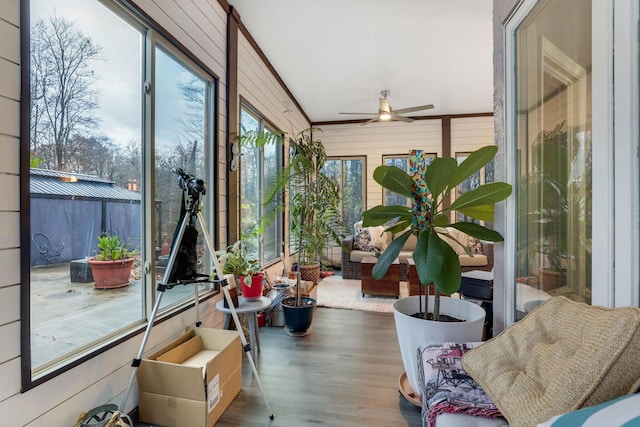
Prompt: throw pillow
<box><xmin>418</xmin><ymin>342</ymin><xmax>504</xmax><ymax>427</ymax></box>
<box><xmin>466</xmin><ymin>237</ymin><xmax>483</xmax><ymax>254</ymax></box>
<box><xmin>537</xmin><ymin>393</ymin><xmax>640</xmax><ymax>427</ymax></box>
<box><xmin>352</xmin><ymin>228</ymin><xmax>375</xmax><ymax>251</ymax></box>
<box><xmin>368</xmin><ymin>225</ymin><xmax>390</xmax><ymax>251</ymax></box>
<box><xmin>462</xmin><ymin>296</ymin><xmax>640</xmax><ymax>427</ymax></box>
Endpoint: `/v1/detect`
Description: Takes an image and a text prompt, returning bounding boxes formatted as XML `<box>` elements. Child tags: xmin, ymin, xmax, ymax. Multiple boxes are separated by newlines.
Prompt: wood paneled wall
<box><xmin>319</xmin><ymin>116</ymin><xmax>495</xmax><ymax>211</ymax></box>
<box><xmin>0</xmin><ymin>1</ymin><xmax>231</xmax><ymax>425</ymax></box>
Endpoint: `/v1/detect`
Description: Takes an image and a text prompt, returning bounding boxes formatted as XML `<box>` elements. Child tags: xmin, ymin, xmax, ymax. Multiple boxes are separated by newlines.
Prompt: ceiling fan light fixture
<box><xmin>340</xmin><ymin>90</ymin><xmax>434</xmax><ymax>125</ymax></box>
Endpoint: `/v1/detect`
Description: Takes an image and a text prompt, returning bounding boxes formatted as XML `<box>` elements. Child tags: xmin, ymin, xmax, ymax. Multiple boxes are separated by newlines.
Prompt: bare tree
<box><xmin>30</xmin><ymin>14</ymin><xmax>102</xmax><ymax>171</ymax></box>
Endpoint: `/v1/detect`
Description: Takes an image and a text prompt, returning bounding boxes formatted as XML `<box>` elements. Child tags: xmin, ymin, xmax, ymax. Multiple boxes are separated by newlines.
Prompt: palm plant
<box><xmin>241</xmin><ymin>128</ymin><xmax>344</xmax><ymax>306</ymax></box>
<box><xmin>362</xmin><ymin>146</ymin><xmax>512</xmax><ymax>320</ymax></box>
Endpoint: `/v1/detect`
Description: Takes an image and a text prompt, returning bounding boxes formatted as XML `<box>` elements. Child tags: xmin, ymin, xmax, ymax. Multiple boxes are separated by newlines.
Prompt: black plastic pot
<box><xmin>281</xmin><ymin>296</ymin><xmax>316</xmax><ymax>333</ymax></box>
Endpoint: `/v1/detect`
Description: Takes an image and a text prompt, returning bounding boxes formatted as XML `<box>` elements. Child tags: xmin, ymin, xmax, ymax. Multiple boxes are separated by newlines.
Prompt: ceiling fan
<box><xmin>339</xmin><ymin>90</ymin><xmax>434</xmax><ymax>125</ymax></box>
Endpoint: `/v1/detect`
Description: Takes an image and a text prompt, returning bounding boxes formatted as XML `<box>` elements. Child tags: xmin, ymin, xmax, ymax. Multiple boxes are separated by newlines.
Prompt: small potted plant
<box><xmin>87</xmin><ymin>234</ymin><xmax>137</xmax><ymax>289</ymax></box>
<box><xmin>217</xmin><ymin>240</ymin><xmax>263</xmax><ymax>300</ymax></box>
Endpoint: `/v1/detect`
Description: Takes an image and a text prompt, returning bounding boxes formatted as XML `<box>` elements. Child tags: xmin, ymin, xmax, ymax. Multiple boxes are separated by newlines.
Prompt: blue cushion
<box><xmin>537</xmin><ymin>394</ymin><xmax>640</xmax><ymax>427</ymax></box>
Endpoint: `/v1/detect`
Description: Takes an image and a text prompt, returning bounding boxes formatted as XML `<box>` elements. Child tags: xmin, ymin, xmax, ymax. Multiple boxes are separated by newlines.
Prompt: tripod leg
<box><xmin>118</xmin><ymin>211</ymin><xmax>192</xmax><ymax>417</ymax></box>
<box><xmin>197</xmin><ymin>211</ymin><xmax>275</xmax><ymax>420</ymax></box>
<box><xmin>119</xmin><ymin>288</ymin><xmax>166</xmax><ymax>415</ymax></box>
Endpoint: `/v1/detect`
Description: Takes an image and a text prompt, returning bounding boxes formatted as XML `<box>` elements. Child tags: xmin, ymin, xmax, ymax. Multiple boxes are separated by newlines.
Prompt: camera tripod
<box><xmin>102</xmin><ymin>170</ymin><xmax>273</xmax><ymax>425</ymax></box>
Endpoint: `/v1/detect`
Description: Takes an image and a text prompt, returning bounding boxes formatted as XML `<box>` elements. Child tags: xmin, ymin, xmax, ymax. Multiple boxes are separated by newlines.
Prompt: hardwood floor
<box><xmin>216</xmin><ymin>307</ymin><xmax>423</xmax><ymax>427</ymax></box>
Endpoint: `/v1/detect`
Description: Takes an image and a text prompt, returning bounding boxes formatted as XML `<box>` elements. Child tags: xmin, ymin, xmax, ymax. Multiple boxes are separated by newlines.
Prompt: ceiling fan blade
<box><xmin>339</xmin><ymin>112</ymin><xmax>377</xmax><ymax>115</ymax></box>
<box><xmin>392</xmin><ymin>104</ymin><xmax>435</xmax><ymax>115</ymax></box>
<box><xmin>361</xmin><ymin>116</ymin><xmax>380</xmax><ymax>125</ymax></box>
<box><xmin>391</xmin><ymin>114</ymin><xmax>414</xmax><ymax>123</ymax></box>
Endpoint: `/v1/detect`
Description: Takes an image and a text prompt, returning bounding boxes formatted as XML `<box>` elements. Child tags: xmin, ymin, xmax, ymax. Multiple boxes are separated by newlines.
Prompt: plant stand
<box><xmin>398</xmin><ymin>372</ymin><xmax>421</xmax><ymax>407</ymax></box>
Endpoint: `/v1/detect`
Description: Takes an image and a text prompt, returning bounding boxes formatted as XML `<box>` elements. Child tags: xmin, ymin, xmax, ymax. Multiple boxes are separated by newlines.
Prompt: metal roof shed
<box><xmin>29</xmin><ymin>169</ymin><xmax>142</xmax><ymax>266</ymax></box>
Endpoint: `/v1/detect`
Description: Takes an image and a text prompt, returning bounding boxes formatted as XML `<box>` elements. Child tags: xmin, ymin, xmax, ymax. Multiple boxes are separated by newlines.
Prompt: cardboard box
<box><xmin>137</xmin><ymin>327</ymin><xmax>242</xmax><ymax>427</ymax></box>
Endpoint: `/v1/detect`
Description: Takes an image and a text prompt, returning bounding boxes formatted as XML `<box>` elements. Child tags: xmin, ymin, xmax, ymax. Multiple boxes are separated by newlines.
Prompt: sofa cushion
<box><xmin>462</xmin><ymin>296</ymin><xmax>640</xmax><ymax>427</ymax></box>
<box><xmin>349</xmin><ymin>250</ymin><xmax>413</xmax><ymax>264</ymax></box>
<box><xmin>459</xmin><ymin>254</ymin><xmax>488</xmax><ymax>267</ymax></box>
<box><xmin>354</xmin><ymin>221</ymin><xmax>391</xmax><ymax>251</ymax></box>
<box><xmin>353</xmin><ymin>228</ymin><xmax>376</xmax><ymax>251</ymax></box>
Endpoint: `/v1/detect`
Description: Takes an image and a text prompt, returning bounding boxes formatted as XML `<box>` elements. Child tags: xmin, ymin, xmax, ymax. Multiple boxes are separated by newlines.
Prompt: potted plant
<box><xmin>216</xmin><ymin>240</ymin><xmax>263</xmax><ymax>300</ymax></box>
<box><xmin>87</xmin><ymin>234</ymin><xmax>137</xmax><ymax>289</ymax></box>
<box><xmin>362</xmin><ymin>146</ymin><xmax>512</xmax><ymax>397</ymax></box>
<box><xmin>516</xmin><ymin>122</ymin><xmax>592</xmax><ymax>294</ymax></box>
<box><xmin>242</xmin><ymin>127</ymin><xmax>345</xmax><ymax>334</ymax></box>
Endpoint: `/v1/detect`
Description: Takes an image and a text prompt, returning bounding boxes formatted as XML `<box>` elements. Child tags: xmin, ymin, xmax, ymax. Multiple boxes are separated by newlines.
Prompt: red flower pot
<box><xmin>241</xmin><ymin>273</ymin><xmax>264</xmax><ymax>300</ymax></box>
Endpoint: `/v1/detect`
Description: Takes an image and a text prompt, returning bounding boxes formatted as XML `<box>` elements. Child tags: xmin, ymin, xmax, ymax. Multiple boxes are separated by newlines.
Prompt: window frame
<box><xmin>325</xmin><ymin>155</ymin><xmax>366</xmax><ymax>228</ymax></box>
<box><xmin>21</xmin><ymin>0</ymin><xmax>220</xmax><ymax>390</ymax></box>
<box><xmin>238</xmin><ymin>101</ymin><xmax>284</xmax><ymax>266</ymax></box>
<box><xmin>382</xmin><ymin>153</ymin><xmax>436</xmax><ymax>206</ymax></box>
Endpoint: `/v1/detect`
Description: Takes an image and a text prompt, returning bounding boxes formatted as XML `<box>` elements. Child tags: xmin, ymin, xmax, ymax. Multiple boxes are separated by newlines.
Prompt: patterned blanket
<box><xmin>417</xmin><ymin>342</ymin><xmax>505</xmax><ymax>427</ymax></box>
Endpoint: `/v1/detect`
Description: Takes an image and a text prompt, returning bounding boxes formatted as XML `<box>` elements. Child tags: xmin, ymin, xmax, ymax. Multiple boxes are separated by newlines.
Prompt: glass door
<box><xmin>505</xmin><ymin>0</ymin><xmax>639</xmax><ymax>325</ymax></box>
<box><xmin>511</xmin><ymin>0</ymin><xmax>592</xmax><ymax>319</ymax></box>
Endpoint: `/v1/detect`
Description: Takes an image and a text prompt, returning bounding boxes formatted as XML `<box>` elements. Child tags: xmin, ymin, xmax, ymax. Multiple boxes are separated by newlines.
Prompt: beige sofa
<box><xmin>341</xmin><ymin>222</ymin><xmax>493</xmax><ymax>280</ymax></box>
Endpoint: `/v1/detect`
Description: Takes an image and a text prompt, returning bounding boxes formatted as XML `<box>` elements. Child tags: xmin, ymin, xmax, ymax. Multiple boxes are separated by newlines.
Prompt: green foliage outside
<box><xmin>94</xmin><ymin>235</ymin><xmax>136</xmax><ymax>261</ymax></box>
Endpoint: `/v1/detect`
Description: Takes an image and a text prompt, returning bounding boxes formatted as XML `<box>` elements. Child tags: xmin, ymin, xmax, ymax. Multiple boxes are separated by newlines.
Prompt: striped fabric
<box><xmin>538</xmin><ymin>394</ymin><xmax>640</xmax><ymax>427</ymax></box>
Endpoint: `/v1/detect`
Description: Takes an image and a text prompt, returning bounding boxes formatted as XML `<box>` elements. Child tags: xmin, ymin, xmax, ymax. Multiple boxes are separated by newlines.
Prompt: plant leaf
<box><xmin>362</xmin><ymin>205</ymin><xmax>411</xmax><ymax>227</ymax></box>
<box><xmin>450</xmin><ymin>182</ymin><xmax>512</xmax><ymax>211</ymax></box>
<box><xmin>449</xmin><ymin>146</ymin><xmax>498</xmax><ymax>189</ymax></box>
<box><xmin>384</xmin><ymin>219</ymin><xmax>413</xmax><ymax>235</ymax></box>
<box><xmin>432</xmin><ymin>213</ymin><xmax>450</xmax><ymax>227</ymax></box>
<box><xmin>373</xmin><ymin>166</ymin><xmax>414</xmax><ymax>198</ymax></box>
<box><xmin>372</xmin><ymin>231</ymin><xmax>411</xmax><ymax>279</ymax></box>
<box><xmin>433</xmin><ymin>242</ymin><xmax>462</xmax><ymax>295</ymax></box>
<box><xmin>456</xmin><ymin>204</ymin><xmax>495</xmax><ymax>222</ymax></box>
<box><xmin>450</xmin><ymin>222</ymin><xmax>504</xmax><ymax>242</ymax></box>
<box><xmin>414</xmin><ymin>230</ymin><xmax>444</xmax><ymax>285</ymax></box>
<box><xmin>424</xmin><ymin>157</ymin><xmax>457</xmax><ymax>198</ymax></box>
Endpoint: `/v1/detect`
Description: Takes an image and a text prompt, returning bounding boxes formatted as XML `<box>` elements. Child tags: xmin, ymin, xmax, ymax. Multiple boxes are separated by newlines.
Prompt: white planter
<box><xmin>393</xmin><ymin>295</ymin><xmax>486</xmax><ymax>394</ymax></box>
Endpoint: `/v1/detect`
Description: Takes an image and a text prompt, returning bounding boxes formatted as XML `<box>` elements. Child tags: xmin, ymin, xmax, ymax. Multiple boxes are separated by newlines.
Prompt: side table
<box><xmin>360</xmin><ymin>256</ymin><xmax>400</xmax><ymax>297</ymax></box>
<box><xmin>406</xmin><ymin>258</ymin><xmax>435</xmax><ymax>296</ymax></box>
<box><xmin>460</xmin><ymin>270</ymin><xmax>494</xmax><ymax>339</ymax></box>
<box><xmin>215</xmin><ymin>295</ymin><xmax>271</xmax><ymax>361</ymax></box>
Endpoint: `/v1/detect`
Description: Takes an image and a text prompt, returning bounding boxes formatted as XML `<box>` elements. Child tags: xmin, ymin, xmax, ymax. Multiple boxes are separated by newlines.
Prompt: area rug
<box><xmin>316</xmin><ymin>275</ymin><xmax>409</xmax><ymax>312</ymax></box>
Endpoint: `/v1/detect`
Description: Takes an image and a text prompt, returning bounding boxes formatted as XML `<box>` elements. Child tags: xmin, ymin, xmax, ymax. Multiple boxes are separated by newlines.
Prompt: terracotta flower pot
<box><xmin>88</xmin><ymin>257</ymin><xmax>135</xmax><ymax>289</ymax></box>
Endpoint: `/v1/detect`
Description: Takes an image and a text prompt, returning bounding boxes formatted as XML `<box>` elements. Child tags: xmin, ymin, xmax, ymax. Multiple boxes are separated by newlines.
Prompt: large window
<box><xmin>383</xmin><ymin>154</ymin><xmax>435</xmax><ymax>206</ymax></box>
<box><xmin>239</xmin><ymin>104</ymin><xmax>283</xmax><ymax>264</ymax></box>
<box><xmin>26</xmin><ymin>0</ymin><xmax>216</xmax><ymax>383</ymax></box>
<box><xmin>454</xmin><ymin>152</ymin><xmax>494</xmax><ymax>224</ymax></box>
<box><xmin>513</xmin><ymin>0</ymin><xmax>592</xmax><ymax>319</ymax></box>
<box><xmin>324</xmin><ymin>157</ymin><xmax>365</xmax><ymax>228</ymax></box>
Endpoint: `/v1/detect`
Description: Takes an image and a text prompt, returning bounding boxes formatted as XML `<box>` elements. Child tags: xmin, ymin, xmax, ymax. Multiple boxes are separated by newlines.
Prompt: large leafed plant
<box><xmin>362</xmin><ymin>146</ymin><xmax>512</xmax><ymax>320</ymax></box>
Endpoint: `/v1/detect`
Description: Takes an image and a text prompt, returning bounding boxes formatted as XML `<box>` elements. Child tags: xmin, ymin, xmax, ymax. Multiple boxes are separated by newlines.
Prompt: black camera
<box><xmin>172</xmin><ymin>168</ymin><xmax>206</xmax><ymax>195</ymax></box>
